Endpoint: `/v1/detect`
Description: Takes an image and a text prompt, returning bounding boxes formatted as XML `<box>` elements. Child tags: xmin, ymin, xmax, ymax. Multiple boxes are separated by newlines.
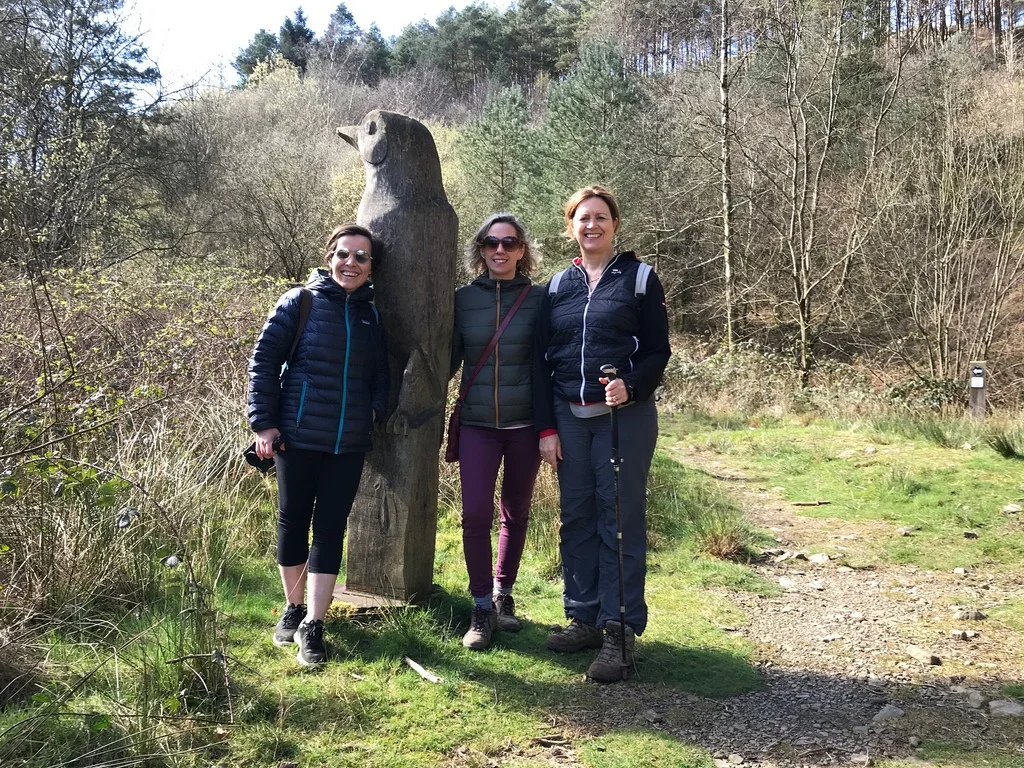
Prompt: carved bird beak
<box><xmin>337</xmin><ymin>125</ymin><xmax>359</xmax><ymax>149</ymax></box>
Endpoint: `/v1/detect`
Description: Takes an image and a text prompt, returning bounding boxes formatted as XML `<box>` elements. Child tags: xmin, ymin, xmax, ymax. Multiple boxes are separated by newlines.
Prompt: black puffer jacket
<box><xmin>248</xmin><ymin>270</ymin><xmax>389</xmax><ymax>454</ymax></box>
<box><xmin>450</xmin><ymin>275</ymin><xmax>543</xmax><ymax>428</ymax></box>
<box><xmin>534</xmin><ymin>252</ymin><xmax>671</xmax><ymax>433</ymax></box>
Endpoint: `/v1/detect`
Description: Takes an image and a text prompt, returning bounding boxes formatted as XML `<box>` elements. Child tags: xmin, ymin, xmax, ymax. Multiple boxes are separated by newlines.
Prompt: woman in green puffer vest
<box><xmin>449</xmin><ymin>213</ymin><xmax>544</xmax><ymax>651</ymax></box>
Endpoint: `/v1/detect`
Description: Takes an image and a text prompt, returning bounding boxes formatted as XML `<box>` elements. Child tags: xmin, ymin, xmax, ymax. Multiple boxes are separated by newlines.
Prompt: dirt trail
<box><xmin>520</xmin><ymin>448</ymin><xmax>1024</xmax><ymax>765</ymax></box>
<box><xmin>451</xmin><ymin>447</ymin><xmax>1024</xmax><ymax>768</ymax></box>
<box><xmin>644</xmin><ymin>447</ymin><xmax>1024</xmax><ymax>766</ymax></box>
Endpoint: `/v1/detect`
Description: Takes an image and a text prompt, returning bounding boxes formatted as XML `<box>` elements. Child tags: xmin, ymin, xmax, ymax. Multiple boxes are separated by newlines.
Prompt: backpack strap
<box><xmin>548</xmin><ymin>263</ymin><xmax>652</xmax><ymax>297</ymax></box>
<box><xmin>634</xmin><ymin>262</ymin><xmax>653</xmax><ymax>297</ymax></box>
<box><xmin>548</xmin><ymin>268</ymin><xmax>570</xmax><ymax>296</ymax></box>
<box><xmin>369</xmin><ymin>302</ymin><xmax>380</xmax><ymax>324</ymax></box>
<box><xmin>286</xmin><ymin>288</ymin><xmax>312</xmax><ymax>367</ymax></box>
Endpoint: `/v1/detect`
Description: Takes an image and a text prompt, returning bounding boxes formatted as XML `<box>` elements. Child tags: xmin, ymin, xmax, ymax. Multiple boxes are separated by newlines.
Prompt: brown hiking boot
<box><xmin>494</xmin><ymin>593</ymin><xmax>522</xmax><ymax>632</ymax></box>
<box><xmin>546</xmin><ymin>618</ymin><xmax>603</xmax><ymax>653</ymax></box>
<box><xmin>462</xmin><ymin>605</ymin><xmax>497</xmax><ymax>650</ymax></box>
<box><xmin>586</xmin><ymin>621</ymin><xmax>635</xmax><ymax>682</ymax></box>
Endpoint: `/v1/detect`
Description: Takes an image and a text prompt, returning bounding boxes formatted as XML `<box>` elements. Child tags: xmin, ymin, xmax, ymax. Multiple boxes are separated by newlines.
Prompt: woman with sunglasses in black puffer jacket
<box><xmin>449</xmin><ymin>213</ymin><xmax>545</xmax><ymax>651</ymax></box>
<box><xmin>247</xmin><ymin>223</ymin><xmax>389</xmax><ymax>667</ymax></box>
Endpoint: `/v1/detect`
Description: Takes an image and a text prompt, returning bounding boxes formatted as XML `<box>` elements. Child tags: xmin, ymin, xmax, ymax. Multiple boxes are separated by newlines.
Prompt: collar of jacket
<box><xmin>307</xmin><ymin>268</ymin><xmax>375</xmax><ymax>303</ymax></box>
<box><xmin>571</xmin><ymin>250</ymin><xmax>639</xmax><ymax>268</ymax></box>
<box><xmin>469</xmin><ymin>273</ymin><xmax>532</xmax><ymax>292</ymax></box>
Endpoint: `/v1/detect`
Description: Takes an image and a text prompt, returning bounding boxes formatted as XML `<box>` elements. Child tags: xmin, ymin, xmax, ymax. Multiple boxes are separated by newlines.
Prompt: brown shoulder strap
<box><xmin>458</xmin><ymin>285</ymin><xmax>531</xmax><ymax>402</ymax></box>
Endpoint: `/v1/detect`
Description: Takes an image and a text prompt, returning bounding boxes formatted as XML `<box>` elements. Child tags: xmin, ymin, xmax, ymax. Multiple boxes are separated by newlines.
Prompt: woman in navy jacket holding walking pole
<box><xmin>248</xmin><ymin>223</ymin><xmax>389</xmax><ymax>666</ymax></box>
<box><xmin>535</xmin><ymin>186</ymin><xmax>670</xmax><ymax>682</ymax></box>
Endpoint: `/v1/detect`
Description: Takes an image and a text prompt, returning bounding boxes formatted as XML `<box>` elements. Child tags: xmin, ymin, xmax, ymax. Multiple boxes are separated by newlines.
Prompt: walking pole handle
<box><xmin>601</xmin><ymin>364</ymin><xmax>621</xmax><ymax>467</ymax></box>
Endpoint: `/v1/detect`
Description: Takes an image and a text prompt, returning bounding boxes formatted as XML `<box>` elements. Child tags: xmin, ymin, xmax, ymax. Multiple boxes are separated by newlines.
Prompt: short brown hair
<box><xmin>562</xmin><ymin>185</ymin><xmax>621</xmax><ymax>237</ymax></box>
<box><xmin>464</xmin><ymin>213</ymin><xmax>541</xmax><ymax>277</ymax></box>
<box><xmin>323</xmin><ymin>223</ymin><xmax>383</xmax><ymax>269</ymax></box>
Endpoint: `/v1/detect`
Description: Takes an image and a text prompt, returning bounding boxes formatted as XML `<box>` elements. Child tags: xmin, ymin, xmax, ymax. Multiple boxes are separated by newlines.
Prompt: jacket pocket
<box><xmin>295</xmin><ymin>380</ymin><xmax>308</xmax><ymax>425</ymax></box>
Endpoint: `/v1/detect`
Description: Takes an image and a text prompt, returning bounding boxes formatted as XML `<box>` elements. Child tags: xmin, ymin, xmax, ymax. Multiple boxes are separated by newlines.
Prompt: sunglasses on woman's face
<box><xmin>481</xmin><ymin>236</ymin><xmax>523</xmax><ymax>252</ymax></box>
<box><xmin>335</xmin><ymin>246</ymin><xmax>371</xmax><ymax>264</ymax></box>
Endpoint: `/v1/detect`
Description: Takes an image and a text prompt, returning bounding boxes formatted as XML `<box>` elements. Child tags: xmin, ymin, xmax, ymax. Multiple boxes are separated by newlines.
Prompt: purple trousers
<box><xmin>458</xmin><ymin>424</ymin><xmax>541</xmax><ymax>598</ymax></box>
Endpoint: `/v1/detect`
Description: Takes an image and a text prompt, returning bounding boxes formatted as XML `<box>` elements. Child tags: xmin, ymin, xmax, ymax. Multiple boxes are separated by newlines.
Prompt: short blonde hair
<box><xmin>562</xmin><ymin>185</ymin><xmax>621</xmax><ymax>237</ymax></box>
<box><xmin>464</xmin><ymin>213</ymin><xmax>541</xmax><ymax>277</ymax></box>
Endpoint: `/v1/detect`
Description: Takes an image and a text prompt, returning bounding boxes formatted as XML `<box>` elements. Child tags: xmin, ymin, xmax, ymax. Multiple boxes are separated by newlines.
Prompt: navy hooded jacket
<box><xmin>247</xmin><ymin>269</ymin><xmax>389</xmax><ymax>454</ymax></box>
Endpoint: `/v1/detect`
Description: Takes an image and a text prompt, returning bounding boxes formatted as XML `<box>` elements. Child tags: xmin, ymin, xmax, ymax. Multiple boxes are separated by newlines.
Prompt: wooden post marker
<box><xmin>968</xmin><ymin>361</ymin><xmax>986</xmax><ymax>418</ymax></box>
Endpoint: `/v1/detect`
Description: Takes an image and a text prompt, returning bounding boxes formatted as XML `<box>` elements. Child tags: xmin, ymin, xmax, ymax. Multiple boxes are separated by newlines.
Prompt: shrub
<box><xmin>885</xmin><ymin>376</ymin><xmax>965</xmax><ymax>410</ymax></box>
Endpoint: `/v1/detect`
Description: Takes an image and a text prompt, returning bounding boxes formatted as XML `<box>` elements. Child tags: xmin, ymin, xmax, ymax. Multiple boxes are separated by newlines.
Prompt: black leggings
<box><xmin>274</xmin><ymin>447</ymin><xmax>365</xmax><ymax>575</ymax></box>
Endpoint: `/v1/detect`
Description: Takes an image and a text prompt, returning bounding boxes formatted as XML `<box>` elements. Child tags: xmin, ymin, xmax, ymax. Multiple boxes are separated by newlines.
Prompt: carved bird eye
<box><xmin>367</xmin><ymin>120</ymin><xmax>377</xmax><ymax>135</ymax></box>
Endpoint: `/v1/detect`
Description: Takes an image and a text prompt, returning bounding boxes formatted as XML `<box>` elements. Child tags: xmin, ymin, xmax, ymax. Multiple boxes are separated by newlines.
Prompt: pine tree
<box><xmin>234</xmin><ymin>30</ymin><xmax>279</xmax><ymax>79</ymax></box>
<box><xmin>535</xmin><ymin>41</ymin><xmax>649</xmax><ymax>234</ymax></box>
<box><xmin>279</xmin><ymin>8</ymin><xmax>316</xmax><ymax>74</ymax></box>
<box><xmin>458</xmin><ymin>87</ymin><xmax>536</xmax><ymax>221</ymax></box>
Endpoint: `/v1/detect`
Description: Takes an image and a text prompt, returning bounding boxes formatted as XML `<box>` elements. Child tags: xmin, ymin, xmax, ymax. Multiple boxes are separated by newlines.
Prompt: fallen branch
<box><xmin>792</xmin><ymin>500</ymin><xmax>831</xmax><ymax>507</ymax></box>
<box><xmin>404</xmin><ymin>657</ymin><xmax>443</xmax><ymax>684</ymax></box>
<box><xmin>532</xmin><ymin>735</ymin><xmax>570</xmax><ymax>747</ymax></box>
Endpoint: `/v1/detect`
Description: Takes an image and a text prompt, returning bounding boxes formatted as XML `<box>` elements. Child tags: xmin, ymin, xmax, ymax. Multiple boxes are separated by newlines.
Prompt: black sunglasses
<box><xmin>480</xmin><ymin>235</ymin><xmax>523</xmax><ymax>252</ymax></box>
<box><xmin>335</xmin><ymin>246</ymin><xmax>371</xmax><ymax>264</ymax></box>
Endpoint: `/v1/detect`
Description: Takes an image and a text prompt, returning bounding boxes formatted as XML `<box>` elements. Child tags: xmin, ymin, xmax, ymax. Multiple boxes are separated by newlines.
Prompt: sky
<box><xmin>124</xmin><ymin>0</ymin><xmax>500</xmax><ymax>89</ymax></box>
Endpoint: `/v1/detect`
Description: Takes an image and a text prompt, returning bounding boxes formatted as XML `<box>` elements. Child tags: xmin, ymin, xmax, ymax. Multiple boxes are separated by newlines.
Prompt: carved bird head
<box><xmin>337</xmin><ymin>110</ymin><xmax>444</xmax><ymax>191</ymax></box>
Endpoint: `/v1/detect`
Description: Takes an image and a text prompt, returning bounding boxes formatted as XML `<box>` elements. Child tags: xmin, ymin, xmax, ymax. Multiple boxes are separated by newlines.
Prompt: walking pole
<box><xmin>600</xmin><ymin>364</ymin><xmax>629</xmax><ymax>679</ymax></box>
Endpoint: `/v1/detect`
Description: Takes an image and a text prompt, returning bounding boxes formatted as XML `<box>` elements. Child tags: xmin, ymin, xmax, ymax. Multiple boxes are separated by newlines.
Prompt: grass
<box><xmin>205</xmin><ymin>519</ymin><xmax>765</xmax><ymax>766</ymax></box>
<box><xmin>0</xmin><ymin>444</ymin><xmax>766</xmax><ymax>768</ymax></box>
<box><xmin>579</xmin><ymin>729</ymin><xmax>716</xmax><ymax>767</ymax></box>
<box><xmin>879</xmin><ymin>742</ymin><xmax>1024</xmax><ymax>768</ymax></box>
<box><xmin>207</xmin><ymin>454</ymin><xmax>766</xmax><ymax>767</ymax></box>
<box><xmin>1001</xmin><ymin>683</ymin><xmax>1024</xmax><ymax>699</ymax></box>
<box><xmin>659</xmin><ymin>410</ymin><xmax>1024</xmax><ymax>572</ymax></box>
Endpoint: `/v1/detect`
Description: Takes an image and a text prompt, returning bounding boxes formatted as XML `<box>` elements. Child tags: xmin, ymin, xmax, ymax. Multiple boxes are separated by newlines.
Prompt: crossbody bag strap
<box><xmin>457</xmin><ymin>285</ymin><xmax>531</xmax><ymax>402</ymax></box>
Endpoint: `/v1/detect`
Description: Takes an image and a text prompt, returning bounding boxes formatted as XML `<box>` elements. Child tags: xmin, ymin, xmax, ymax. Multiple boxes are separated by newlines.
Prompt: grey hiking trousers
<box><xmin>554</xmin><ymin>396</ymin><xmax>658</xmax><ymax>635</ymax></box>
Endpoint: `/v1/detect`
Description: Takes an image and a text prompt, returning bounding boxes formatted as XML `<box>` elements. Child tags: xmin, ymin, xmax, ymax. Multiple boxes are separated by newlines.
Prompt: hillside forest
<box><xmin>4</xmin><ymin>0</ymin><xmax>1024</xmax><ymax>401</ymax></box>
<box><xmin>3</xmin><ymin>1</ymin><xmax>1024</xmax><ymax>765</ymax></box>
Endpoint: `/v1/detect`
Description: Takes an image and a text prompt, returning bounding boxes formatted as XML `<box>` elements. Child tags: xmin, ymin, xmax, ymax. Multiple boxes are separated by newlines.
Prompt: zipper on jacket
<box><xmin>296</xmin><ymin>381</ymin><xmax>308</xmax><ymax>425</ymax></box>
<box><xmin>628</xmin><ymin>335</ymin><xmax>639</xmax><ymax>373</ymax></box>
<box><xmin>334</xmin><ymin>293</ymin><xmax>352</xmax><ymax>454</ymax></box>
<box><xmin>577</xmin><ymin>255</ymin><xmax>619</xmax><ymax>404</ymax></box>
<box><xmin>494</xmin><ymin>281</ymin><xmax>501</xmax><ymax>426</ymax></box>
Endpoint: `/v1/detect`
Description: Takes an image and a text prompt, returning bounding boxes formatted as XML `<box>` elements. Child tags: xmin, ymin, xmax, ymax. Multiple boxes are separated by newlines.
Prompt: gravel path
<box><xmin>509</xmin><ymin>449</ymin><xmax>1024</xmax><ymax>768</ymax></box>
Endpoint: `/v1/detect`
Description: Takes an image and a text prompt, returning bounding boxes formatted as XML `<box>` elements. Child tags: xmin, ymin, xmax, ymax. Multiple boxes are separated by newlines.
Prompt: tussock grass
<box><xmin>986</xmin><ymin>425</ymin><xmax>1024</xmax><ymax>460</ymax></box>
<box><xmin>870</xmin><ymin>412</ymin><xmax>981</xmax><ymax>448</ymax></box>
<box><xmin>0</xmin><ymin>263</ymin><xmax>282</xmax><ymax>766</ymax></box>
<box><xmin>884</xmin><ymin>465</ymin><xmax>928</xmax><ymax>497</ymax></box>
<box><xmin>647</xmin><ymin>452</ymin><xmax>749</xmax><ymax>559</ymax></box>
